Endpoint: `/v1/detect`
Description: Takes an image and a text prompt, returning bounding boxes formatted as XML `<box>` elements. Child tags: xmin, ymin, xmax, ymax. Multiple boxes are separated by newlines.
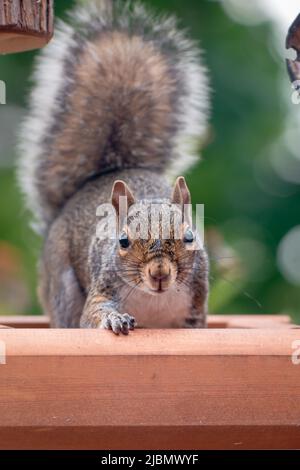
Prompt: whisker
<box><xmin>210</xmin><ymin>273</ymin><xmax>262</xmax><ymax>309</ymax></box>
<box><xmin>119</xmin><ymin>280</ymin><xmax>142</xmax><ymax>305</ymax></box>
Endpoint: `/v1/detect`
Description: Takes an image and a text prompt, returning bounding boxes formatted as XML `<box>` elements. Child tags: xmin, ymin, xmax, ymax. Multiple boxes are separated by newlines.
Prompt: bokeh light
<box><xmin>277</xmin><ymin>226</ymin><xmax>300</xmax><ymax>285</ymax></box>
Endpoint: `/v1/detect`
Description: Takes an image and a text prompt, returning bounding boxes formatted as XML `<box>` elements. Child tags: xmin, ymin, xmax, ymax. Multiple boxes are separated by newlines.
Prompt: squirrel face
<box><xmin>111</xmin><ymin>176</ymin><xmax>200</xmax><ymax>294</ymax></box>
<box><xmin>116</xmin><ymin>228</ymin><xmax>197</xmax><ymax>294</ymax></box>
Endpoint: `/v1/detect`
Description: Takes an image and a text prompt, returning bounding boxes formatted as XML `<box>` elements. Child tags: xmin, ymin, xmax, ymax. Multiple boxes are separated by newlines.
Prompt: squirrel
<box><xmin>18</xmin><ymin>0</ymin><xmax>210</xmax><ymax>333</ymax></box>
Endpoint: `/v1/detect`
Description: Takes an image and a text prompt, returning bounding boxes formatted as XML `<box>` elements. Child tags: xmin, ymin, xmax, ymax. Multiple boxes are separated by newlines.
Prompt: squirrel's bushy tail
<box><xmin>18</xmin><ymin>0</ymin><xmax>209</xmax><ymax>233</ymax></box>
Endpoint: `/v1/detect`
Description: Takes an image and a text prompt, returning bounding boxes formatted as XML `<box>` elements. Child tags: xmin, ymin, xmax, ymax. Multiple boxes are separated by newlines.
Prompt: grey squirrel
<box><xmin>18</xmin><ymin>0</ymin><xmax>210</xmax><ymax>333</ymax></box>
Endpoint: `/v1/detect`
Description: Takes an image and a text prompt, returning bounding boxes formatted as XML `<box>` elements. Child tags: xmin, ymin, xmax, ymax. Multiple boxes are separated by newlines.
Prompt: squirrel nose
<box><xmin>149</xmin><ymin>269</ymin><xmax>170</xmax><ymax>282</ymax></box>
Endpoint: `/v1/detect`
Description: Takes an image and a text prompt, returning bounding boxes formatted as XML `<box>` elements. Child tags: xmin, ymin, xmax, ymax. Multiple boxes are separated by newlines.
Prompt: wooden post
<box><xmin>0</xmin><ymin>0</ymin><xmax>53</xmax><ymax>53</ymax></box>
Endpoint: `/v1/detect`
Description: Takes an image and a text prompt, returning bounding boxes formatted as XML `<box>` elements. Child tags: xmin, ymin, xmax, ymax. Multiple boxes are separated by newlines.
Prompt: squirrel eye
<box><xmin>184</xmin><ymin>228</ymin><xmax>194</xmax><ymax>243</ymax></box>
<box><xmin>119</xmin><ymin>232</ymin><xmax>130</xmax><ymax>249</ymax></box>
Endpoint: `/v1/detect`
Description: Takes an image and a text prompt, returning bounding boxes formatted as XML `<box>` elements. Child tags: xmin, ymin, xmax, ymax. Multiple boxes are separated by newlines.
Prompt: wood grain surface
<box><xmin>0</xmin><ymin>0</ymin><xmax>53</xmax><ymax>53</ymax></box>
<box><xmin>0</xmin><ymin>326</ymin><xmax>299</xmax><ymax>449</ymax></box>
<box><xmin>0</xmin><ymin>314</ymin><xmax>295</xmax><ymax>329</ymax></box>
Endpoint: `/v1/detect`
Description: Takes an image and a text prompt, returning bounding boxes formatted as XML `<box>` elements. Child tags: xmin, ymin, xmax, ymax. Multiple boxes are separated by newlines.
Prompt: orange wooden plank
<box><xmin>0</xmin><ymin>327</ymin><xmax>298</xmax><ymax>356</ymax></box>
<box><xmin>0</xmin><ymin>315</ymin><xmax>50</xmax><ymax>328</ymax></box>
<box><xmin>0</xmin><ymin>314</ymin><xmax>294</xmax><ymax>329</ymax></box>
<box><xmin>213</xmin><ymin>314</ymin><xmax>294</xmax><ymax>329</ymax></box>
<box><xmin>0</xmin><ymin>328</ymin><xmax>299</xmax><ymax>449</ymax></box>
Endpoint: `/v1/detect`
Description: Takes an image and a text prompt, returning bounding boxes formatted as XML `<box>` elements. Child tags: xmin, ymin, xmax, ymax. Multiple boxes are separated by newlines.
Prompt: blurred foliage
<box><xmin>0</xmin><ymin>0</ymin><xmax>299</xmax><ymax>321</ymax></box>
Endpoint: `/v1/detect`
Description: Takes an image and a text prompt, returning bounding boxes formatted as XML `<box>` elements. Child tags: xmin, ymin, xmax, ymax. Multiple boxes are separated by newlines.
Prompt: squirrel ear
<box><xmin>171</xmin><ymin>176</ymin><xmax>191</xmax><ymax>206</ymax></box>
<box><xmin>111</xmin><ymin>180</ymin><xmax>135</xmax><ymax>219</ymax></box>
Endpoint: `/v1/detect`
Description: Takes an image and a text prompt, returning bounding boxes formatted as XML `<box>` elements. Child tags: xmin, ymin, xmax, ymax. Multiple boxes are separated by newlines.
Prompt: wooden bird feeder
<box><xmin>0</xmin><ymin>314</ymin><xmax>299</xmax><ymax>450</ymax></box>
<box><xmin>0</xmin><ymin>0</ymin><xmax>53</xmax><ymax>54</ymax></box>
<box><xmin>0</xmin><ymin>3</ymin><xmax>299</xmax><ymax>452</ymax></box>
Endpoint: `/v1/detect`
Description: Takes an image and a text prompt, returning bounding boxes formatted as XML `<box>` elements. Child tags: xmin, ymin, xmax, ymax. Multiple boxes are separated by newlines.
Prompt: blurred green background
<box><xmin>0</xmin><ymin>0</ymin><xmax>300</xmax><ymax>322</ymax></box>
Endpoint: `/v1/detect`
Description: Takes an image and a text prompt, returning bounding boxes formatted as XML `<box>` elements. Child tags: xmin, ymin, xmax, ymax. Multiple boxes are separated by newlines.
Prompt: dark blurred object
<box><xmin>0</xmin><ymin>0</ymin><xmax>53</xmax><ymax>53</ymax></box>
<box><xmin>0</xmin><ymin>241</ymin><xmax>30</xmax><ymax>314</ymax></box>
<box><xmin>286</xmin><ymin>13</ymin><xmax>300</xmax><ymax>82</ymax></box>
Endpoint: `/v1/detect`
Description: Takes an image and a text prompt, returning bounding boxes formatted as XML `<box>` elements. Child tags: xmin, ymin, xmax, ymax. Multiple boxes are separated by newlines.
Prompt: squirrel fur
<box><xmin>18</xmin><ymin>0</ymin><xmax>210</xmax><ymax>332</ymax></box>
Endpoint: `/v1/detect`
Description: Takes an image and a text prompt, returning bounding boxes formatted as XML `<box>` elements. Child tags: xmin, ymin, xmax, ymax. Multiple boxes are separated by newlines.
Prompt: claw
<box><xmin>123</xmin><ymin>313</ymin><xmax>136</xmax><ymax>330</ymax></box>
<box><xmin>101</xmin><ymin>312</ymin><xmax>136</xmax><ymax>335</ymax></box>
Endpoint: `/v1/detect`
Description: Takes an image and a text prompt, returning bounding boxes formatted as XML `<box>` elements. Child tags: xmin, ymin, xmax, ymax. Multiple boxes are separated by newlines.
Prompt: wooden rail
<box><xmin>0</xmin><ymin>315</ymin><xmax>299</xmax><ymax>449</ymax></box>
<box><xmin>0</xmin><ymin>314</ymin><xmax>294</xmax><ymax>329</ymax></box>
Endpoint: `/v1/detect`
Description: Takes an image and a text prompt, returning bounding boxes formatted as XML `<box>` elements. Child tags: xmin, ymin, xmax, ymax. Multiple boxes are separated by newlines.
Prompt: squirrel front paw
<box><xmin>100</xmin><ymin>311</ymin><xmax>136</xmax><ymax>335</ymax></box>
